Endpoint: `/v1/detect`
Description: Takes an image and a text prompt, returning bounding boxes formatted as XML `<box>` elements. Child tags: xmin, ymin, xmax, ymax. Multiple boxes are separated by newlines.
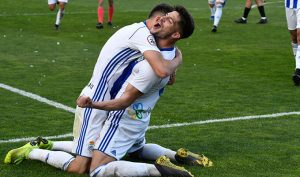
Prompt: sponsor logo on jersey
<box><xmin>127</xmin><ymin>103</ymin><xmax>151</xmax><ymax>119</ymax></box>
<box><xmin>147</xmin><ymin>35</ymin><xmax>156</xmax><ymax>46</ymax></box>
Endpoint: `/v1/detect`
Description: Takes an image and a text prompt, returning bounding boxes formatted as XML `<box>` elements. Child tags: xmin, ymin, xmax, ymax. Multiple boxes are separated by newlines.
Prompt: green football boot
<box><xmin>155</xmin><ymin>156</ymin><xmax>194</xmax><ymax>177</ymax></box>
<box><xmin>175</xmin><ymin>148</ymin><xmax>213</xmax><ymax>167</ymax></box>
<box><xmin>4</xmin><ymin>141</ymin><xmax>38</xmax><ymax>165</ymax></box>
<box><xmin>35</xmin><ymin>136</ymin><xmax>53</xmax><ymax>150</ymax></box>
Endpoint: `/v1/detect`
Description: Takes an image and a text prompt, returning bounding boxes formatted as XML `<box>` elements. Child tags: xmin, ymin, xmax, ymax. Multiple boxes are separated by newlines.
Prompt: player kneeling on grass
<box><xmin>4</xmin><ymin>4</ymin><xmax>212</xmax><ymax>177</ymax></box>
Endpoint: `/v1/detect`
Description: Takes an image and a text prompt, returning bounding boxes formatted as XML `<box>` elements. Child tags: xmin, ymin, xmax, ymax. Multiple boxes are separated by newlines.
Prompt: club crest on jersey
<box><xmin>88</xmin><ymin>141</ymin><xmax>95</xmax><ymax>152</ymax></box>
<box><xmin>147</xmin><ymin>35</ymin><xmax>156</xmax><ymax>46</ymax></box>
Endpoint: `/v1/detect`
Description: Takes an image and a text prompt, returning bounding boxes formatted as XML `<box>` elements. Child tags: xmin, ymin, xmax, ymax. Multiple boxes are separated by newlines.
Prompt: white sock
<box><xmin>52</xmin><ymin>141</ymin><xmax>73</xmax><ymax>153</ymax></box>
<box><xmin>55</xmin><ymin>9</ymin><xmax>64</xmax><ymax>25</ymax></box>
<box><xmin>296</xmin><ymin>46</ymin><xmax>300</xmax><ymax>69</ymax></box>
<box><xmin>140</xmin><ymin>144</ymin><xmax>176</xmax><ymax>162</ymax></box>
<box><xmin>90</xmin><ymin>161</ymin><xmax>161</xmax><ymax>177</ymax></box>
<box><xmin>213</xmin><ymin>7</ymin><xmax>223</xmax><ymax>27</ymax></box>
<box><xmin>292</xmin><ymin>42</ymin><xmax>298</xmax><ymax>56</ymax></box>
<box><xmin>28</xmin><ymin>149</ymin><xmax>74</xmax><ymax>170</ymax></box>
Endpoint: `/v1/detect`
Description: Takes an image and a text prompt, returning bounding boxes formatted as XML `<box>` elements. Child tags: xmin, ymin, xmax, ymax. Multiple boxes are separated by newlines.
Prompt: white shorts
<box><xmin>72</xmin><ymin>106</ymin><xmax>108</xmax><ymax>157</ymax></box>
<box><xmin>208</xmin><ymin>0</ymin><xmax>226</xmax><ymax>5</ymax></box>
<box><xmin>48</xmin><ymin>0</ymin><xmax>68</xmax><ymax>5</ymax></box>
<box><xmin>286</xmin><ymin>8</ymin><xmax>297</xmax><ymax>30</ymax></box>
<box><xmin>94</xmin><ymin>109</ymin><xmax>150</xmax><ymax>160</ymax></box>
<box><xmin>208</xmin><ymin>0</ymin><xmax>215</xmax><ymax>5</ymax></box>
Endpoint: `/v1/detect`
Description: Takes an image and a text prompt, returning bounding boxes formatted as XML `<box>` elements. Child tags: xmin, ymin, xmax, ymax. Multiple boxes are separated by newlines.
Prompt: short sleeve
<box><xmin>128</xmin><ymin>61</ymin><xmax>159</xmax><ymax>93</ymax></box>
<box><xmin>128</xmin><ymin>26</ymin><xmax>160</xmax><ymax>54</ymax></box>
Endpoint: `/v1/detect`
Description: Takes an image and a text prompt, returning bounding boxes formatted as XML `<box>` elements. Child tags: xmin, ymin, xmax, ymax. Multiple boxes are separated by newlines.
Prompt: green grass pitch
<box><xmin>1</xmin><ymin>0</ymin><xmax>300</xmax><ymax>176</ymax></box>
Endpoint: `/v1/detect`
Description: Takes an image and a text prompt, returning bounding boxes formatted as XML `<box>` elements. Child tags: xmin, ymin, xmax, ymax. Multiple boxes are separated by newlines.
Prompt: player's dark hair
<box><xmin>148</xmin><ymin>3</ymin><xmax>174</xmax><ymax>18</ymax></box>
<box><xmin>174</xmin><ymin>5</ymin><xmax>194</xmax><ymax>39</ymax></box>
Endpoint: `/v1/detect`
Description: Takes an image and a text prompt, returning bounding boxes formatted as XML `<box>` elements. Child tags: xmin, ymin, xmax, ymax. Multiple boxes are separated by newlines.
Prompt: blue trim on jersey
<box><xmin>97</xmin><ymin>110</ymin><xmax>125</xmax><ymax>152</ymax></box>
<box><xmin>97</xmin><ymin>111</ymin><xmax>121</xmax><ymax>150</ymax></box>
<box><xmin>92</xmin><ymin>48</ymin><xmax>133</xmax><ymax>102</ymax></box>
<box><xmin>286</xmin><ymin>0</ymin><xmax>298</xmax><ymax>8</ymax></box>
<box><xmin>159</xmin><ymin>87</ymin><xmax>165</xmax><ymax>96</ymax></box>
<box><xmin>93</xmin><ymin>49</ymin><xmax>139</xmax><ymax>102</ymax></box>
<box><xmin>76</xmin><ymin>48</ymin><xmax>139</xmax><ymax>155</ymax></box>
<box><xmin>160</xmin><ymin>47</ymin><xmax>175</xmax><ymax>51</ymax></box>
<box><xmin>110</xmin><ymin>59</ymin><xmax>139</xmax><ymax>99</ymax></box>
<box><xmin>293</xmin><ymin>0</ymin><xmax>298</xmax><ymax>8</ymax></box>
<box><xmin>76</xmin><ymin>107</ymin><xmax>92</xmax><ymax>154</ymax></box>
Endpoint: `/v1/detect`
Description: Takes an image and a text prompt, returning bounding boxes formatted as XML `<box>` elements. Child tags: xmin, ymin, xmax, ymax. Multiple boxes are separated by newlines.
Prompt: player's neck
<box><xmin>157</xmin><ymin>38</ymin><xmax>174</xmax><ymax>49</ymax></box>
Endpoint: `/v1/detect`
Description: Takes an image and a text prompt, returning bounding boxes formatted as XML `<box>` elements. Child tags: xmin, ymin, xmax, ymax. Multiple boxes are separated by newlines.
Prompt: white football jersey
<box><xmin>74</xmin><ymin>21</ymin><xmax>160</xmax><ymax>157</ymax></box>
<box><xmin>80</xmin><ymin>22</ymin><xmax>160</xmax><ymax>102</ymax></box>
<box><xmin>94</xmin><ymin>48</ymin><xmax>176</xmax><ymax>160</ymax></box>
<box><xmin>115</xmin><ymin>48</ymin><xmax>176</xmax><ymax>123</ymax></box>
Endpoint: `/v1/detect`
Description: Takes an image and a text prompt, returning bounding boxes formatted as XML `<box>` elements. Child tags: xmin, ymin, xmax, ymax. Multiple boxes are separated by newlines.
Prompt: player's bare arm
<box><xmin>77</xmin><ymin>84</ymin><xmax>143</xmax><ymax>110</ymax></box>
<box><xmin>143</xmin><ymin>48</ymin><xmax>182</xmax><ymax>78</ymax></box>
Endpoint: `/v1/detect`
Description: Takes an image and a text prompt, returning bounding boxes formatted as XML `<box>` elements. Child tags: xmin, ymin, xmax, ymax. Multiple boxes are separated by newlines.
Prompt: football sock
<box><xmin>139</xmin><ymin>143</ymin><xmax>176</xmax><ymax>162</ymax></box>
<box><xmin>258</xmin><ymin>6</ymin><xmax>266</xmax><ymax>18</ymax></box>
<box><xmin>52</xmin><ymin>141</ymin><xmax>73</xmax><ymax>153</ymax></box>
<box><xmin>98</xmin><ymin>7</ymin><xmax>104</xmax><ymax>23</ymax></box>
<box><xmin>108</xmin><ymin>5</ymin><xmax>114</xmax><ymax>23</ymax></box>
<box><xmin>243</xmin><ymin>7</ymin><xmax>251</xmax><ymax>19</ymax></box>
<box><xmin>28</xmin><ymin>149</ymin><xmax>74</xmax><ymax>170</ymax></box>
<box><xmin>90</xmin><ymin>161</ymin><xmax>160</xmax><ymax>177</ymax></box>
<box><xmin>55</xmin><ymin>9</ymin><xmax>64</xmax><ymax>25</ymax></box>
<box><xmin>296</xmin><ymin>46</ymin><xmax>300</xmax><ymax>69</ymax></box>
<box><xmin>292</xmin><ymin>43</ymin><xmax>298</xmax><ymax>56</ymax></box>
<box><xmin>213</xmin><ymin>6</ymin><xmax>222</xmax><ymax>27</ymax></box>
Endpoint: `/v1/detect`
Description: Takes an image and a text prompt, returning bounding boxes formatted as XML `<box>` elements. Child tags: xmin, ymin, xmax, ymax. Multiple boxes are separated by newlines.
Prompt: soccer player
<box><xmin>285</xmin><ymin>0</ymin><xmax>300</xmax><ymax>85</ymax></box>
<box><xmin>209</xmin><ymin>0</ymin><xmax>227</xmax><ymax>32</ymax></box>
<box><xmin>75</xmin><ymin>17</ymin><xmax>214</xmax><ymax>175</ymax></box>
<box><xmin>234</xmin><ymin>0</ymin><xmax>267</xmax><ymax>24</ymax></box>
<box><xmin>208</xmin><ymin>0</ymin><xmax>216</xmax><ymax>21</ymax></box>
<box><xmin>4</xmin><ymin>4</ymin><xmax>198</xmax><ymax>176</ymax></box>
<box><xmin>96</xmin><ymin>0</ymin><xmax>114</xmax><ymax>29</ymax></box>
<box><xmin>74</xmin><ymin>7</ymin><xmax>210</xmax><ymax>177</ymax></box>
<box><xmin>48</xmin><ymin>0</ymin><xmax>68</xmax><ymax>30</ymax></box>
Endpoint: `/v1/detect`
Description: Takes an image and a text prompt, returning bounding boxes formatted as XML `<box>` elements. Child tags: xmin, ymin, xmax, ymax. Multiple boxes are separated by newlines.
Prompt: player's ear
<box><xmin>172</xmin><ymin>32</ymin><xmax>181</xmax><ymax>39</ymax></box>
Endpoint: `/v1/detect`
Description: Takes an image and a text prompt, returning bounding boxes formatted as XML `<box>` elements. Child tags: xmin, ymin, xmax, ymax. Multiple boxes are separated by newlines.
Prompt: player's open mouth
<box><xmin>154</xmin><ymin>22</ymin><xmax>161</xmax><ymax>29</ymax></box>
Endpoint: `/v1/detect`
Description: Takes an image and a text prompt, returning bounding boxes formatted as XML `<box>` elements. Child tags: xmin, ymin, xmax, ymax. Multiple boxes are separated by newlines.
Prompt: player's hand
<box><xmin>167</xmin><ymin>71</ymin><xmax>176</xmax><ymax>85</ymax></box>
<box><xmin>77</xmin><ymin>96</ymin><xmax>93</xmax><ymax>108</ymax></box>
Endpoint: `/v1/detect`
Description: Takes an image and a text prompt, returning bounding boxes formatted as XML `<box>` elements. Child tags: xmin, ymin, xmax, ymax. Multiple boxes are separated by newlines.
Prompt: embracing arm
<box><xmin>143</xmin><ymin>48</ymin><xmax>182</xmax><ymax>78</ymax></box>
<box><xmin>77</xmin><ymin>84</ymin><xmax>143</xmax><ymax>111</ymax></box>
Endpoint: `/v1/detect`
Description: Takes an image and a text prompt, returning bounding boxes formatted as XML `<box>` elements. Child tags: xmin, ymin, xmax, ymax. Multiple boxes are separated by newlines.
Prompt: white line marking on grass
<box><xmin>0</xmin><ymin>2</ymin><xmax>284</xmax><ymax>17</ymax></box>
<box><xmin>0</xmin><ymin>83</ymin><xmax>75</xmax><ymax>113</ymax></box>
<box><xmin>251</xmin><ymin>1</ymin><xmax>283</xmax><ymax>8</ymax></box>
<box><xmin>0</xmin><ymin>133</ymin><xmax>73</xmax><ymax>144</ymax></box>
<box><xmin>1</xmin><ymin>83</ymin><xmax>300</xmax><ymax>144</ymax></box>
<box><xmin>1</xmin><ymin>111</ymin><xmax>300</xmax><ymax>144</ymax></box>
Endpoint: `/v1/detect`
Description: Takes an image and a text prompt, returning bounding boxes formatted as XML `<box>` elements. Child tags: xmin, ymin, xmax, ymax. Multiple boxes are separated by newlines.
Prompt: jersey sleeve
<box><xmin>127</xmin><ymin>61</ymin><xmax>159</xmax><ymax>93</ymax></box>
<box><xmin>128</xmin><ymin>26</ymin><xmax>160</xmax><ymax>54</ymax></box>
